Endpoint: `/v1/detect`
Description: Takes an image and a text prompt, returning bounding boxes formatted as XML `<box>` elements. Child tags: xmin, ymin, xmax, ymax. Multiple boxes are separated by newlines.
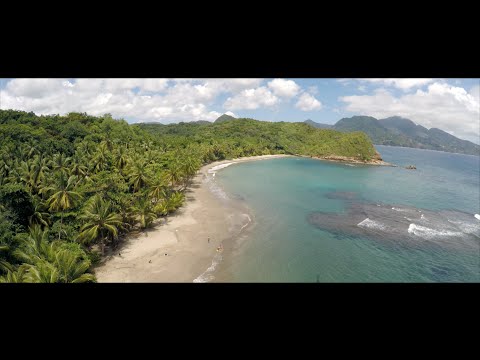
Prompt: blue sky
<box><xmin>0</xmin><ymin>78</ymin><xmax>479</xmax><ymax>143</ymax></box>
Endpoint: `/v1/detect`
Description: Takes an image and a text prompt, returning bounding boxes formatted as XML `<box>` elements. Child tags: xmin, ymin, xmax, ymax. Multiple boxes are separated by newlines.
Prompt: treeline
<box><xmin>137</xmin><ymin>118</ymin><xmax>377</xmax><ymax>160</ymax></box>
<box><xmin>0</xmin><ymin>110</ymin><xmax>376</xmax><ymax>282</ymax></box>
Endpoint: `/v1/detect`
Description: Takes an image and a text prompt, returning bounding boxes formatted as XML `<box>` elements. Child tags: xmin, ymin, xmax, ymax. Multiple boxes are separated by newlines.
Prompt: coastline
<box><xmin>297</xmin><ymin>154</ymin><xmax>395</xmax><ymax>166</ymax></box>
<box><xmin>94</xmin><ymin>154</ymin><xmax>291</xmax><ymax>282</ymax></box>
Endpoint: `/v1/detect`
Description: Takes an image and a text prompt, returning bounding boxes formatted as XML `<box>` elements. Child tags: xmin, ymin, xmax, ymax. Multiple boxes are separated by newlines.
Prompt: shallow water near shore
<box><xmin>210</xmin><ymin>146</ymin><xmax>480</xmax><ymax>282</ymax></box>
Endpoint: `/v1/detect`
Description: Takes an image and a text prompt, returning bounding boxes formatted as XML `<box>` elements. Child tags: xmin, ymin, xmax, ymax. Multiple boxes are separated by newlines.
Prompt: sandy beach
<box><xmin>94</xmin><ymin>154</ymin><xmax>291</xmax><ymax>282</ymax></box>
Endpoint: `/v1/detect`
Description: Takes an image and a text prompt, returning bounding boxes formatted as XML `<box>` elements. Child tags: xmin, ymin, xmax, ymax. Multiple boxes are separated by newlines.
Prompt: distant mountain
<box><xmin>304</xmin><ymin>119</ymin><xmax>332</xmax><ymax>129</ymax></box>
<box><xmin>378</xmin><ymin>117</ymin><xmax>480</xmax><ymax>155</ymax></box>
<box><xmin>305</xmin><ymin>116</ymin><xmax>480</xmax><ymax>156</ymax></box>
<box><xmin>380</xmin><ymin>116</ymin><xmax>429</xmax><ymax>138</ymax></box>
<box><xmin>214</xmin><ymin>114</ymin><xmax>236</xmax><ymax>123</ymax></box>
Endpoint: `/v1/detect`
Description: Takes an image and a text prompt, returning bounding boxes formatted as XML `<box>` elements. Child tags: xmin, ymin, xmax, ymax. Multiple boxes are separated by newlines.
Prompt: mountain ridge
<box><xmin>304</xmin><ymin>116</ymin><xmax>479</xmax><ymax>156</ymax></box>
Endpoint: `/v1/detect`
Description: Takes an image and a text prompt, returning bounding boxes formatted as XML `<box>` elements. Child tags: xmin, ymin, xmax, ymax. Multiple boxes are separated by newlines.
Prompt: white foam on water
<box><xmin>421</xmin><ymin>214</ymin><xmax>426</xmax><ymax>220</ymax></box>
<box><xmin>357</xmin><ymin>218</ymin><xmax>387</xmax><ymax>231</ymax></box>
<box><xmin>208</xmin><ymin>162</ymin><xmax>234</xmax><ymax>174</ymax></box>
<box><xmin>475</xmin><ymin>214</ymin><xmax>480</xmax><ymax>221</ymax></box>
<box><xmin>448</xmin><ymin>219</ymin><xmax>480</xmax><ymax>236</ymax></box>
<box><xmin>392</xmin><ymin>207</ymin><xmax>407</xmax><ymax>212</ymax></box>
<box><xmin>193</xmin><ymin>253</ymin><xmax>223</xmax><ymax>283</ymax></box>
<box><xmin>240</xmin><ymin>214</ymin><xmax>252</xmax><ymax>231</ymax></box>
<box><xmin>407</xmin><ymin>223</ymin><xmax>464</xmax><ymax>239</ymax></box>
<box><xmin>204</xmin><ymin>176</ymin><xmax>229</xmax><ymax>200</ymax></box>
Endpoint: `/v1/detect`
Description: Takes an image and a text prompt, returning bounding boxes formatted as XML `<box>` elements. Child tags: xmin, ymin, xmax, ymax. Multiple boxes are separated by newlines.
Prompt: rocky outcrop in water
<box><xmin>405</xmin><ymin>165</ymin><xmax>417</xmax><ymax>170</ymax></box>
<box><xmin>307</xmin><ymin>151</ymin><xmax>396</xmax><ymax>167</ymax></box>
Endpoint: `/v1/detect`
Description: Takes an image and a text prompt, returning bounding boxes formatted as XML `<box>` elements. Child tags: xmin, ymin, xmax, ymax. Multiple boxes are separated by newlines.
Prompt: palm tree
<box><xmin>116</xmin><ymin>198</ymin><xmax>136</xmax><ymax>232</ymax></box>
<box><xmin>92</xmin><ymin>142</ymin><xmax>110</xmax><ymax>172</ymax></box>
<box><xmin>7</xmin><ymin>160</ymin><xmax>23</xmax><ymax>184</ymax></box>
<box><xmin>18</xmin><ymin>160</ymin><xmax>35</xmax><ymax>191</ymax></box>
<box><xmin>23</xmin><ymin>260</ymin><xmax>60</xmax><ymax>283</ymax></box>
<box><xmin>166</xmin><ymin>191</ymin><xmax>185</xmax><ymax>213</ymax></box>
<box><xmin>181</xmin><ymin>155</ymin><xmax>200</xmax><ymax>188</ymax></box>
<box><xmin>132</xmin><ymin>197</ymin><xmax>156</xmax><ymax>229</ymax></box>
<box><xmin>153</xmin><ymin>201</ymin><xmax>169</xmax><ymax>217</ymax></box>
<box><xmin>166</xmin><ymin>161</ymin><xmax>183</xmax><ymax>189</ymax></box>
<box><xmin>25</xmin><ymin>143</ymin><xmax>40</xmax><ymax>158</ymax></box>
<box><xmin>76</xmin><ymin>141</ymin><xmax>94</xmax><ymax>158</ymax></box>
<box><xmin>0</xmin><ymin>245</ymin><xmax>13</xmax><ymax>274</ymax></box>
<box><xmin>29</xmin><ymin>197</ymin><xmax>50</xmax><ymax>227</ymax></box>
<box><xmin>148</xmin><ymin>174</ymin><xmax>168</xmax><ymax>205</ymax></box>
<box><xmin>77</xmin><ymin>195</ymin><xmax>122</xmax><ymax>255</ymax></box>
<box><xmin>54</xmin><ymin>248</ymin><xmax>96</xmax><ymax>283</ymax></box>
<box><xmin>46</xmin><ymin>174</ymin><xmax>83</xmax><ymax>239</ymax></box>
<box><xmin>115</xmin><ymin>146</ymin><xmax>129</xmax><ymax>171</ymax></box>
<box><xmin>50</xmin><ymin>153</ymin><xmax>72</xmax><ymax>176</ymax></box>
<box><xmin>144</xmin><ymin>148</ymin><xmax>158</xmax><ymax>165</ymax></box>
<box><xmin>31</xmin><ymin>154</ymin><xmax>50</xmax><ymax>193</ymax></box>
<box><xmin>0</xmin><ymin>265</ymin><xmax>29</xmax><ymax>283</ymax></box>
<box><xmin>12</xmin><ymin>225</ymin><xmax>96</xmax><ymax>283</ymax></box>
<box><xmin>13</xmin><ymin>225</ymin><xmax>52</xmax><ymax>264</ymax></box>
<box><xmin>70</xmin><ymin>155</ymin><xmax>88</xmax><ymax>178</ymax></box>
<box><xmin>0</xmin><ymin>154</ymin><xmax>13</xmax><ymax>179</ymax></box>
<box><xmin>128</xmin><ymin>161</ymin><xmax>149</xmax><ymax>193</ymax></box>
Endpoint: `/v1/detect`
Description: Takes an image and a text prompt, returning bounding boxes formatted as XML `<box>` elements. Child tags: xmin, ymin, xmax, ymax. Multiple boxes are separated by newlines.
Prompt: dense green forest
<box><xmin>0</xmin><ymin>110</ymin><xmax>376</xmax><ymax>282</ymax></box>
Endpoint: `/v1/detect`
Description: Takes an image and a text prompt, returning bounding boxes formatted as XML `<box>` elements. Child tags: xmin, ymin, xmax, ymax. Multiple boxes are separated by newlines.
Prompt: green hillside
<box><xmin>138</xmin><ymin>117</ymin><xmax>377</xmax><ymax>160</ymax></box>
<box><xmin>214</xmin><ymin>114</ymin><xmax>236</xmax><ymax>123</ymax></box>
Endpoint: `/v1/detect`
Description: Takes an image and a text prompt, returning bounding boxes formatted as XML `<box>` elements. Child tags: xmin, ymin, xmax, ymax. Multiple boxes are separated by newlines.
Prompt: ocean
<box><xmin>209</xmin><ymin>146</ymin><xmax>480</xmax><ymax>282</ymax></box>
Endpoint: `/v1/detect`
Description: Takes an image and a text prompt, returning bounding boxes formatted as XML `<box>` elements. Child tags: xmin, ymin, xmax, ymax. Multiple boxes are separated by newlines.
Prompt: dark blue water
<box><xmin>214</xmin><ymin>146</ymin><xmax>480</xmax><ymax>282</ymax></box>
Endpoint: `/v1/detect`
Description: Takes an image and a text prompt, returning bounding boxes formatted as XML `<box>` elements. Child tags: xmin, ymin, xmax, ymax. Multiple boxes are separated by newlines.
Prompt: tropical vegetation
<box><xmin>0</xmin><ymin>110</ymin><xmax>377</xmax><ymax>282</ymax></box>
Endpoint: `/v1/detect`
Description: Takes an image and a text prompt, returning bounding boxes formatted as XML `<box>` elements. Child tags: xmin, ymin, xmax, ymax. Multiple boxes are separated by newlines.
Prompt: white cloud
<box><xmin>340</xmin><ymin>82</ymin><xmax>480</xmax><ymax>142</ymax></box>
<box><xmin>225</xmin><ymin>111</ymin><xmax>237</xmax><ymax>117</ymax></box>
<box><xmin>337</xmin><ymin>79</ymin><xmax>352</xmax><ymax>85</ymax></box>
<box><xmin>224</xmin><ymin>87</ymin><xmax>278</xmax><ymax>110</ymax></box>
<box><xmin>6</xmin><ymin>78</ymin><xmax>69</xmax><ymax>98</ymax></box>
<box><xmin>267</xmin><ymin>78</ymin><xmax>300</xmax><ymax>98</ymax></box>
<box><xmin>217</xmin><ymin>79</ymin><xmax>264</xmax><ymax>92</ymax></box>
<box><xmin>470</xmin><ymin>85</ymin><xmax>480</xmax><ymax>103</ymax></box>
<box><xmin>356</xmin><ymin>78</ymin><xmax>435</xmax><ymax>90</ymax></box>
<box><xmin>295</xmin><ymin>93</ymin><xmax>322</xmax><ymax>111</ymax></box>
<box><xmin>0</xmin><ymin>78</ymin><xmax>267</xmax><ymax>123</ymax></box>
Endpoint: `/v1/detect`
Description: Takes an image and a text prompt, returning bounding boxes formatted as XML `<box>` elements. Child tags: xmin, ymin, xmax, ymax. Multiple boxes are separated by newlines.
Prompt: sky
<box><xmin>0</xmin><ymin>78</ymin><xmax>479</xmax><ymax>144</ymax></box>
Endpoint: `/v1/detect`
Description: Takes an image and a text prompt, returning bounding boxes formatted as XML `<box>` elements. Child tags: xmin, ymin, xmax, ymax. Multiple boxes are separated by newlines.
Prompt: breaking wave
<box><xmin>193</xmin><ymin>252</ymin><xmax>223</xmax><ymax>283</ymax></box>
<box><xmin>357</xmin><ymin>218</ymin><xmax>387</xmax><ymax>231</ymax></box>
<box><xmin>407</xmin><ymin>224</ymin><xmax>464</xmax><ymax>239</ymax></box>
<box><xmin>208</xmin><ymin>163</ymin><xmax>234</xmax><ymax>174</ymax></box>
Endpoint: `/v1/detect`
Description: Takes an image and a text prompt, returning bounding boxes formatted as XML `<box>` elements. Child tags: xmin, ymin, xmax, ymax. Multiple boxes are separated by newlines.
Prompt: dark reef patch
<box><xmin>308</xmin><ymin>200</ymin><xmax>480</xmax><ymax>251</ymax></box>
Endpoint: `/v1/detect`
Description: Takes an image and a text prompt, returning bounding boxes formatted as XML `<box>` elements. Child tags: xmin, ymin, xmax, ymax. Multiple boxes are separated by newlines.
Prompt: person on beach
<box><xmin>208</xmin><ymin>237</ymin><xmax>210</xmax><ymax>243</ymax></box>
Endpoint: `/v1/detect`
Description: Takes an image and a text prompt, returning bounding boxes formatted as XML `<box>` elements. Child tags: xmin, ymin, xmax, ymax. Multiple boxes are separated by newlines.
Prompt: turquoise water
<box><xmin>214</xmin><ymin>146</ymin><xmax>480</xmax><ymax>282</ymax></box>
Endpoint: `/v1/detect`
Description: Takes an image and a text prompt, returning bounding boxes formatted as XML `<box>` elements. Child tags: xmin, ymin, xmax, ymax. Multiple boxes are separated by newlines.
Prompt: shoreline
<box><xmin>94</xmin><ymin>152</ymin><xmax>389</xmax><ymax>283</ymax></box>
<box><xmin>309</xmin><ymin>155</ymin><xmax>395</xmax><ymax>166</ymax></box>
<box><xmin>94</xmin><ymin>154</ymin><xmax>291</xmax><ymax>282</ymax></box>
